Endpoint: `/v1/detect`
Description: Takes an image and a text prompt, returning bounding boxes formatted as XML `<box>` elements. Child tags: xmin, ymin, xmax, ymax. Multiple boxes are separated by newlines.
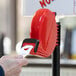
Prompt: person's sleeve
<box><xmin>0</xmin><ymin>66</ymin><xmax>5</xmax><ymax>76</ymax></box>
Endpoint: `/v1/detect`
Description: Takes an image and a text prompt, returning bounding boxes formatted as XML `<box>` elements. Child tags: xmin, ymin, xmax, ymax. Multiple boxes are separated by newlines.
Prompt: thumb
<box><xmin>17</xmin><ymin>58</ymin><xmax>28</xmax><ymax>66</ymax></box>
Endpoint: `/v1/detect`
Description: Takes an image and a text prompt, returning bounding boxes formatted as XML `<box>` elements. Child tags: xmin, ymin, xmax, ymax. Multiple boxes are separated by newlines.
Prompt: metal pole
<box><xmin>52</xmin><ymin>22</ymin><xmax>61</xmax><ymax>76</ymax></box>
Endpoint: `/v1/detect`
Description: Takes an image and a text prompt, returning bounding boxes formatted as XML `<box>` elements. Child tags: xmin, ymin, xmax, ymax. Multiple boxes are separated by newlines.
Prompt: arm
<box><xmin>0</xmin><ymin>66</ymin><xmax>5</xmax><ymax>76</ymax></box>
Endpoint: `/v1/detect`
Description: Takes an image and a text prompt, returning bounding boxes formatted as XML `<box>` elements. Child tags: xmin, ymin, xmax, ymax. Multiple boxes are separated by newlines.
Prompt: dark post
<box><xmin>0</xmin><ymin>33</ymin><xmax>4</xmax><ymax>58</ymax></box>
<box><xmin>52</xmin><ymin>22</ymin><xmax>61</xmax><ymax>76</ymax></box>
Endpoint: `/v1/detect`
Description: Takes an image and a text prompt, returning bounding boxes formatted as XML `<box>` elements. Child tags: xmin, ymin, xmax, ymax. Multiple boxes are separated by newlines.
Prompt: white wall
<box><xmin>23</xmin><ymin>0</ymin><xmax>75</xmax><ymax>16</ymax></box>
<box><xmin>0</xmin><ymin>0</ymin><xmax>16</xmax><ymax>50</ymax></box>
<box><xmin>20</xmin><ymin>67</ymin><xmax>76</xmax><ymax>76</ymax></box>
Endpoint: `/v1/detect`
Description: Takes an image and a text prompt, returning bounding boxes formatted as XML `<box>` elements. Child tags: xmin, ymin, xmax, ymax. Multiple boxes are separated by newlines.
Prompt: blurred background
<box><xmin>0</xmin><ymin>0</ymin><xmax>76</xmax><ymax>76</ymax></box>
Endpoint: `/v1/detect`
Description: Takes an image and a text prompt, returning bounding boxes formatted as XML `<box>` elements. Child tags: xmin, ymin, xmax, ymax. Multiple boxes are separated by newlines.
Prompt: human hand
<box><xmin>0</xmin><ymin>55</ymin><xmax>28</xmax><ymax>76</ymax></box>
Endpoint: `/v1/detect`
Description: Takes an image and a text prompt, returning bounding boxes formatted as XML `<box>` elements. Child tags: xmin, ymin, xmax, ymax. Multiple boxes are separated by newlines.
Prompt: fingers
<box><xmin>13</xmin><ymin>55</ymin><xmax>23</xmax><ymax>59</ymax></box>
<box><xmin>13</xmin><ymin>55</ymin><xmax>28</xmax><ymax>66</ymax></box>
<box><xmin>1</xmin><ymin>55</ymin><xmax>28</xmax><ymax>68</ymax></box>
<box><xmin>17</xmin><ymin>58</ymin><xmax>28</xmax><ymax>66</ymax></box>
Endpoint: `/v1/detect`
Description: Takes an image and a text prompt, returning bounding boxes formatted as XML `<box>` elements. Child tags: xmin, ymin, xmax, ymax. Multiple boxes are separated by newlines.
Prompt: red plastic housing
<box><xmin>30</xmin><ymin>9</ymin><xmax>57</xmax><ymax>57</ymax></box>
